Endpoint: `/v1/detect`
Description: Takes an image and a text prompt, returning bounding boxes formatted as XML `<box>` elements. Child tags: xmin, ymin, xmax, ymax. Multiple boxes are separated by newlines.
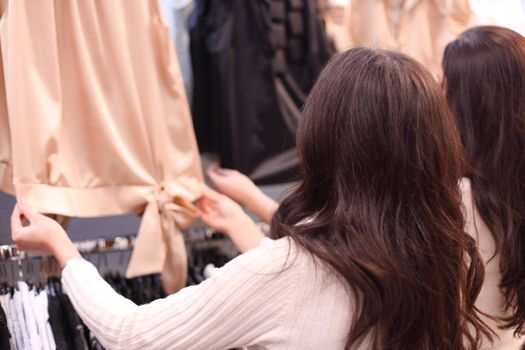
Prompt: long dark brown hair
<box><xmin>443</xmin><ymin>26</ymin><xmax>525</xmax><ymax>335</ymax></box>
<box><xmin>270</xmin><ymin>47</ymin><xmax>491</xmax><ymax>349</ymax></box>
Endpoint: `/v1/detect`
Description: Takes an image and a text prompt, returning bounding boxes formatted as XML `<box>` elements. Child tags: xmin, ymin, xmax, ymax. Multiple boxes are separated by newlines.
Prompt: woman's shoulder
<box><xmin>258</xmin><ymin>236</ymin><xmax>295</xmax><ymax>250</ymax></box>
<box><xmin>213</xmin><ymin>237</ymin><xmax>303</xmax><ymax>279</ymax></box>
<box><xmin>213</xmin><ymin>236</ymin><xmax>343</xmax><ymax>302</ymax></box>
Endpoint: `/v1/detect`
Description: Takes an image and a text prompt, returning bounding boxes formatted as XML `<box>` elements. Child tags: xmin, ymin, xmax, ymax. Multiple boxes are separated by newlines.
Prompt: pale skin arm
<box><xmin>206</xmin><ymin>165</ymin><xmax>278</xmax><ymax>224</ymax></box>
<box><xmin>241</xmin><ymin>188</ymin><xmax>279</xmax><ymax>225</ymax></box>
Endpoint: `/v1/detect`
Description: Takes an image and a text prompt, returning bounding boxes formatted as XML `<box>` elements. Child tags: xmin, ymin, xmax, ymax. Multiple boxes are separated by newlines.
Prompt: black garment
<box><xmin>59</xmin><ymin>294</ymin><xmax>89</xmax><ymax>350</ymax></box>
<box><xmin>103</xmin><ymin>273</ymin><xmax>166</xmax><ymax>306</ymax></box>
<box><xmin>0</xmin><ymin>302</ymin><xmax>11</xmax><ymax>350</ymax></box>
<box><xmin>48</xmin><ymin>295</ymin><xmax>70</xmax><ymax>350</ymax></box>
<box><xmin>190</xmin><ymin>0</ymin><xmax>331</xmax><ymax>183</ymax></box>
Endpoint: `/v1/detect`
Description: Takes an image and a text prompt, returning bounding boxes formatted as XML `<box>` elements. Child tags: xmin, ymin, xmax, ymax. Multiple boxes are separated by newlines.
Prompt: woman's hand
<box><xmin>197</xmin><ymin>185</ymin><xmax>248</xmax><ymax>234</ymax></box>
<box><xmin>206</xmin><ymin>164</ymin><xmax>260</xmax><ymax>206</ymax></box>
<box><xmin>207</xmin><ymin>164</ymin><xmax>278</xmax><ymax>224</ymax></box>
<box><xmin>11</xmin><ymin>204</ymin><xmax>81</xmax><ymax>267</ymax></box>
<box><xmin>197</xmin><ymin>185</ymin><xmax>264</xmax><ymax>253</ymax></box>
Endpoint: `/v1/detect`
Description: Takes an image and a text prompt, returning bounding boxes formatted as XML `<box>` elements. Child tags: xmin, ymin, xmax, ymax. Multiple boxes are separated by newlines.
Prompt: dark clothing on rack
<box><xmin>104</xmin><ymin>273</ymin><xmax>166</xmax><ymax>306</ymax></box>
<box><xmin>190</xmin><ymin>0</ymin><xmax>331</xmax><ymax>183</ymax></box>
<box><xmin>49</xmin><ymin>295</ymin><xmax>74</xmax><ymax>350</ymax></box>
<box><xmin>59</xmin><ymin>294</ymin><xmax>89</xmax><ymax>350</ymax></box>
<box><xmin>0</xmin><ymin>302</ymin><xmax>11</xmax><ymax>350</ymax></box>
<box><xmin>48</xmin><ymin>296</ymin><xmax>70</xmax><ymax>350</ymax></box>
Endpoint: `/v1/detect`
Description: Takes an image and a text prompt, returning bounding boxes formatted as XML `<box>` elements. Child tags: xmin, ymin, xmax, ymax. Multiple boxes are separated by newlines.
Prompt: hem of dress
<box><xmin>13</xmin><ymin>176</ymin><xmax>202</xmax><ymax>217</ymax></box>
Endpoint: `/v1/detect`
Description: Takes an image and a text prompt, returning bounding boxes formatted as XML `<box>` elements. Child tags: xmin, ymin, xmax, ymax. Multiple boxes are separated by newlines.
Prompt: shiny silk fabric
<box><xmin>0</xmin><ymin>0</ymin><xmax>203</xmax><ymax>293</ymax></box>
<box><xmin>333</xmin><ymin>0</ymin><xmax>471</xmax><ymax>77</ymax></box>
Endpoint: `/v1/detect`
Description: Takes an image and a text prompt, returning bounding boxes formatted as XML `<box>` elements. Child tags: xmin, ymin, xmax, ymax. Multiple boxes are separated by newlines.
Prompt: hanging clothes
<box><xmin>0</xmin><ymin>298</ymin><xmax>11</xmax><ymax>350</ymax></box>
<box><xmin>190</xmin><ymin>0</ymin><xmax>331</xmax><ymax>183</ymax></box>
<box><xmin>6</xmin><ymin>295</ymin><xmax>23</xmax><ymax>350</ymax></box>
<box><xmin>37</xmin><ymin>290</ymin><xmax>56</xmax><ymax>350</ymax></box>
<box><xmin>0</xmin><ymin>227</ymin><xmax>238</xmax><ymax>349</ymax></box>
<box><xmin>0</xmin><ymin>295</ymin><xmax>14</xmax><ymax>349</ymax></box>
<box><xmin>58</xmin><ymin>294</ymin><xmax>89</xmax><ymax>350</ymax></box>
<box><xmin>0</xmin><ymin>0</ymin><xmax>203</xmax><ymax>293</ymax></box>
<box><xmin>333</xmin><ymin>0</ymin><xmax>471</xmax><ymax>77</ymax></box>
<box><xmin>11</xmin><ymin>289</ymin><xmax>30</xmax><ymax>349</ymax></box>
<box><xmin>0</xmin><ymin>0</ymin><xmax>11</xmax><ymax>195</ymax></box>
<box><xmin>18</xmin><ymin>282</ymin><xmax>43</xmax><ymax>349</ymax></box>
<box><xmin>0</xmin><ymin>283</ymin><xmax>58</xmax><ymax>350</ymax></box>
<box><xmin>0</xmin><ymin>271</ymin><xmax>175</xmax><ymax>350</ymax></box>
<box><xmin>47</xmin><ymin>292</ymin><xmax>69</xmax><ymax>350</ymax></box>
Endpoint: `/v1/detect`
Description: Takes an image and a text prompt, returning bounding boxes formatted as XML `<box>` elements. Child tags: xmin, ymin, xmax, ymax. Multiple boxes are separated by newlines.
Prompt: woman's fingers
<box><xmin>196</xmin><ymin>188</ymin><xmax>221</xmax><ymax>215</ymax></box>
<box><xmin>207</xmin><ymin>164</ymin><xmax>234</xmax><ymax>183</ymax></box>
<box><xmin>195</xmin><ymin>198</ymin><xmax>211</xmax><ymax>215</ymax></box>
<box><xmin>20</xmin><ymin>204</ymin><xmax>40</xmax><ymax>222</ymax></box>
<box><xmin>207</xmin><ymin>165</ymin><xmax>221</xmax><ymax>184</ymax></box>
<box><xmin>201</xmin><ymin>184</ymin><xmax>223</xmax><ymax>201</ymax></box>
<box><xmin>208</xmin><ymin>162</ymin><xmax>220</xmax><ymax>173</ymax></box>
<box><xmin>196</xmin><ymin>203</ymin><xmax>220</xmax><ymax>228</ymax></box>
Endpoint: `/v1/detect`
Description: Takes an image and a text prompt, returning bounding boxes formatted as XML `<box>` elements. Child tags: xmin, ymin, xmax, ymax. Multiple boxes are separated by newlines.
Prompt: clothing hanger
<box><xmin>10</xmin><ymin>247</ymin><xmax>25</xmax><ymax>288</ymax></box>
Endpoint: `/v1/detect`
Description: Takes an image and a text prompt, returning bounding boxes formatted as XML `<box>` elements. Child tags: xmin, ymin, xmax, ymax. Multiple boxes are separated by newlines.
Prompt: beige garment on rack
<box><xmin>331</xmin><ymin>0</ymin><xmax>471</xmax><ymax>77</ymax></box>
<box><xmin>0</xmin><ymin>0</ymin><xmax>203</xmax><ymax>293</ymax></box>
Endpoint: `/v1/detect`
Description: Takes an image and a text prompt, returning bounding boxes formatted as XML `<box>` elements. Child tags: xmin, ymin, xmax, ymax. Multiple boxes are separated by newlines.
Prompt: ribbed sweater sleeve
<box><xmin>61</xmin><ymin>238</ymin><xmax>299</xmax><ymax>350</ymax></box>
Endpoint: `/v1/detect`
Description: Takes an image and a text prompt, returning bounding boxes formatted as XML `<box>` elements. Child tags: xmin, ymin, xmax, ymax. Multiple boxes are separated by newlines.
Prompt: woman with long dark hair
<box><xmin>11</xmin><ymin>47</ymin><xmax>489</xmax><ymax>349</ymax></box>
<box><xmin>443</xmin><ymin>25</ymin><xmax>525</xmax><ymax>349</ymax></box>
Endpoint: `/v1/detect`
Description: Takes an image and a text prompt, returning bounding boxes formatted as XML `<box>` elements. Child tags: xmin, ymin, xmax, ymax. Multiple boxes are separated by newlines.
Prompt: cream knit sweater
<box><xmin>62</xmin><ymin>237</ymin><xmax>353</xmax><ymax>349</ymax></box>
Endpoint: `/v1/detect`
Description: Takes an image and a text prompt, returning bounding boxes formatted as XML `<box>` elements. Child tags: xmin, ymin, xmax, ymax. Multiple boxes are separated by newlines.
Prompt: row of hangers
<box><xmin>0</xmin><ymin>235</ymin><xmax>136</xmax><ymax>286</ymax></box>
<box><xmin>0</xmin><ymin>235</ymin><xmax>135</xmax><ymax>263</ymax></box>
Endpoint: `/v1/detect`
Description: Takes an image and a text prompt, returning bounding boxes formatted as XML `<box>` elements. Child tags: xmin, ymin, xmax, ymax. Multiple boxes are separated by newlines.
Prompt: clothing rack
<box><xmin>0</xmin><ymin>239</ymin><xmax>167</xmax><ymax>350</ymax></box>
<box><xmin>0</xmin><ymin>235</ymin><xmax>135</xmax><ymax>263</ymax></box>
<box><xmin>0</xmin><ymin>221</ymin><xmax>269</xmax><ymax>264</ymax></box>
<box><xmin>185</xmin><ymin>221</ymin><xmax>270</xmax><ymax>241</ymax></box>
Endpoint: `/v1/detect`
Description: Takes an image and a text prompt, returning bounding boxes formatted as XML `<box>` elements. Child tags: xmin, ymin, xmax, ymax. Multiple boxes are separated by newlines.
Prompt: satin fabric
<box><xmin>333</xmin><ymin>0</ymin><xmax>471</xmax><ymax>77</ymax></box>
<box><xmin>0</xmin><ymin>0</ymin><xmax>203</xmax><ymax>293</ymax></box>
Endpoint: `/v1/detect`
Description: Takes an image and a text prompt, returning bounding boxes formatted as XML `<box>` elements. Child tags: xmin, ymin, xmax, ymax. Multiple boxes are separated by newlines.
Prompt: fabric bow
<box><xmin>126</xmin><ymin>185</ymin><xmax>198</xmax><ymax>294</ymax></box>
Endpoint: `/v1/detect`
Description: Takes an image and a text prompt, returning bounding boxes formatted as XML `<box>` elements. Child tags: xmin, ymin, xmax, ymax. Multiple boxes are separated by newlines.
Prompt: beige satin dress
<box><xmin>332</xmin><ymin>0</ymin><xmax>471</xmax><ymax>77</ymax></box>
<box><xmin>0</xmin><ymin>0</ymin><xmax>203</xmax><ymax>293</ymax></box>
